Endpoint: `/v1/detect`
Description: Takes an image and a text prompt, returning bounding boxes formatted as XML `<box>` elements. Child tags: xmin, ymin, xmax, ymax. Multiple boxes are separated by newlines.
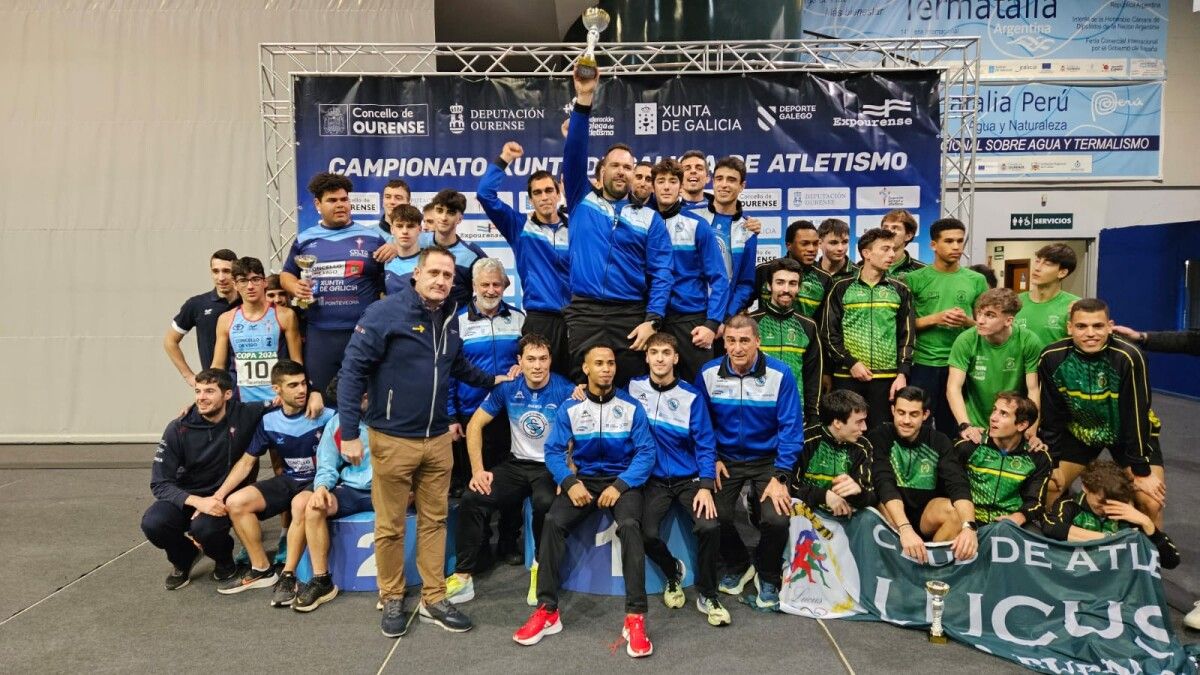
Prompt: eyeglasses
<box><xmin>235</xmin><ymin>276</ymin><xmax>266</xmax><ymax>286</ymax></box>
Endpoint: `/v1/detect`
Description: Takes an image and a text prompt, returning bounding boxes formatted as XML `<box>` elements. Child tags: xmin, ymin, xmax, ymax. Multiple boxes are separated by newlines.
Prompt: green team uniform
<box><xmin>868</xmin><ymin>423</ymin><xmax>970</xmax><ymax>531</ymax></box>
<box><xmin>790</xmin><ymin>426</ymin><xmax>875</xmax><ymax>512</ymax></box>
<box><xmin>1037</xmin><ymin>335</ymin><xmax>1160</xmax><ymax>474</ymax></box>
<box><xmin>1042</xmin><ymin>493</ymin><xmax>1180</xmax><ymax>568</ymax></box>
<box><xmin>888</xmin><ymin>251</ymin><xmax>926</xmax><ymax>283</ymax></box>
<box><xmin>820</xmin><ymin>257</ymin><xmax>858</xmax><ymax>283</ymax></box>
<box><xmin>821</xmin><ymin>273</ymin><xmax>914</xmax><ymax>378</ymax></box>
<box><xmin>948</xmin><ymin>326</ymin><xmax>1044</xmax><ymax>427</ymax></box>
<box><xmin>1015</xmin><ymin>290</ymin><xmax>1079</xmax><ymax>346</ymax></box>
<box><xmin>906</xmin><ymin>266</ymin><xmax>988</xmax><ymax>367</ymax></box>
<box><xmin>955</xmin><ymin>434</ymin><xmax>1051</xmax><ymax>524</ymax></box>
<box><xmin>753</xmin><ymin>257</ymin><xmax>832</xmax><ymax>320</ymax></box>
<box><xmin>752</xmin><ymin>301</ymin><xmax>823</xmax><ymax>431</ymax></box>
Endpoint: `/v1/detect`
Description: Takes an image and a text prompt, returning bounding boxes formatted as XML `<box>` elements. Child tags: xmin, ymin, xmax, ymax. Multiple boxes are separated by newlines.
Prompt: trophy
<box><xmin>293</xmin><ymin>254</ymin><xmax>317</xmax><ymax>309</ymax></box>
<box><xmin>574</xmin><ymin>7</ymin><xmax>610</xmax><ymax>81</ymax></box>
<box><xmin>925</xmin><ymin>580</ymin><xmax>950</xmax><ymax>644</ymax></box>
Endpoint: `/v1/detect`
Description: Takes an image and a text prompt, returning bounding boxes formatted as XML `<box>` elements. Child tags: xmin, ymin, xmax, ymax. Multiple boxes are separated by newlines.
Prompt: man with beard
<box><xmin>631</xmin><ymin>160</ymin><xmax>653</xmax><ymax>204</ymax></box>
<box><xmin>754</xmin><ymin>220</ymin><xmax>831</xmax><ymax>319</ymax></box>
<box><xmin>750</xmin><ymin>258</ymin><xmax>822</xmax><ymax>433</ymax></box>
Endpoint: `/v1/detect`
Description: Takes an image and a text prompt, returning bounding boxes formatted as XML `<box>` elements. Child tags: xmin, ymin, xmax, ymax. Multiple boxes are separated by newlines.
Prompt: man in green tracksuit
<box><xmin>752</xmin><ymin>257</ymin><xmax>822</xmax><ymax>434</ymax></box>
<box><xmin>790</xmin><ymin>390</ymin><xmax>875</xmax><ymax>516</ymax></box>
<box><xmin>954</xmin><ymin>392</ymin><xmax>1052</xmax><ymax>526</ymax></box>
<box><xmin>821</xmin><ymin>228</ymin><xmax>915</xmax><ymax>427</ymax></box>
<box><xmin>1037</xmin><ymin>298</ymin><xmax>1165</xmax><ymax>527</ymax></box>
<box><xmin>754</xmin><ymin>220</ymin><xmax>831</xmax><ymax>320</ymax></box>
<box><xmin>880</xmin><ymin>209</ymin><xmax>926</xmax><ymax>282</ymax></box>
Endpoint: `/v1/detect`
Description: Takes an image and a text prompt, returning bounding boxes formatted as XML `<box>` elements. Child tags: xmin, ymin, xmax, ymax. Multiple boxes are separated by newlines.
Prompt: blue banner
<box><xmin>293</xmin><ymin>72</ymin><xmax>943</xmax><ymax>305</ymax></box>
<box><xmin>949</xmin><ymin>81</ymin><xmax>1164</xmax><ymax>180</ymax></box>
<box><xmin>801</xmin><ymin>0</ymin><xmax>1169</xmax><ymax>80</ymax></box>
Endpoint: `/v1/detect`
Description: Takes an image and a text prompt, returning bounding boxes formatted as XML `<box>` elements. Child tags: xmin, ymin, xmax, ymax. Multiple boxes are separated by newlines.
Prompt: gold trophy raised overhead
<box><xmin>574</xmin><ymin>7</ymin><xmax>610</xmax><ymax>81</ymax></box>
<box><xmin>292</xmin><ymin>254</ymin><xmax>317</xmax><ymax>309</ymax></box>
<box><xmin>925</xmin><ymin>580</ymin><xmax>950</xmax><ymax>644</ymax></box>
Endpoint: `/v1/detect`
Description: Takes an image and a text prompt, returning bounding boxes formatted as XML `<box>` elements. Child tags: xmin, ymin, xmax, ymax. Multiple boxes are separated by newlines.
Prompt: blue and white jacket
<box><xmin>313</xmin><ymin>415</ymin><xmax>373</xmax><ymax>493</ymax></box>
<box><xmin>543</xmin><ymin>387</ymin><xmax>657</xmax><ymax>492</ymax></box>
<box><xmin>660</xmin><ymin>200</ymin><xmax>729</xmax><ymax>331</ymax></box>
<box><xmin>696</xmin><ymin>352</ymin><xmax>803</xmax><ymax>473</ymax></box>
<box><xmin>563</xmin><ymin>103</ymin><xmax>673</xmax><ymax>320</ymax></box>
<box><xmin>337</xmin><ymin>282</ymin><xmax>494</xmax><ymax>440</ymax></box>
<box><xmin>686</xmin><ymin>198</ymin><xmax>758</xmax><ymax>320</ymax></box>
<box><xmin>628</xmin><ymin>376</ymin><xmax>718</xmax><ymax>489</ymax></box>
<box><xmin>476</xmin><ymin>160</ymin><xmax>570</xmax><ymax>313</ymax></box>
<box><xmin>448</xmin><ymin>300</ymin><xmax>525</xmax><ymax>419</ymax></box>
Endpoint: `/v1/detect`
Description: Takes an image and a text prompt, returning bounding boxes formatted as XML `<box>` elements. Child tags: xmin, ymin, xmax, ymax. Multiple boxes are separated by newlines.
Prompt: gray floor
<box><xmin>2</xmin><ymin>393</ymin><xmax>1199</xmax><ymax>673</ymax></box>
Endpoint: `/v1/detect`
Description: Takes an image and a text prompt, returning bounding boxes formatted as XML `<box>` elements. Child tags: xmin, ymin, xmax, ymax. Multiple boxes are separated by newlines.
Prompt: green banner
<box><xmin>780</xmin><ymin>506</ymin><xmax>1195</xmax><ymax>674</ymax></box>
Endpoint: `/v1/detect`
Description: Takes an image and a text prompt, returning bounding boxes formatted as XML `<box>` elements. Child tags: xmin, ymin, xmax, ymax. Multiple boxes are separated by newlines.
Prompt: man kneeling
<box><xmin>791</xmin><ymin>390</ymin><xmax>875</xmax><ymax>516</ymax></box>
<box><xmin>955</xmin><ymin>392</ymin><xmax>1052</xmax><ymax>527</ymax></box>
<box><xmin>869</xmin><ymin>387</ymin><xmax>978</xmax><ymax>563</ymax></box>
<box><xmin>292</xmin><ymin>376</ymin><xmax>377</xmax><ymax>612</ymax></box>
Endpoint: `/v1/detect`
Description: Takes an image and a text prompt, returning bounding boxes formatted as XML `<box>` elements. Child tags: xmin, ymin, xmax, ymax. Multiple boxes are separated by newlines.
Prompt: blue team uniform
<box><xmin>479</xmin><ymin>374</ymin><xmax>577</xmax><ymax>462</ymax></box>
<box><xmin>383</xmin><ymin>250</ymin><xmax>420</xmax><ymax>296</ymax></box>
<box><xmin>696</xmin><ymin>353</ymin><xmax>803</xmax><ymax>472</ymax></box>
<box><xmin>627</xmin><ymin>376</ymin><xmax>718</xmax><ymax>488</ymax></box>
<box><xmin>283</xmin><ymin>222</ymin><xmax>386</xmax><ymax>331</ymax></box>
<box><xmin>475</xmin><ymin>161</ymin><xmax>570</xmax><ymax>313</ymax></box>
<box><xmin>543</xmin><ymin>388</ymin><xmax>658</xmax><ymax>491</ymax></box>
<box><xmin>448</xmin><ymin>301</ymin><xmax>525</xmax><ymax>419</ymax></box>
<box><xmin>686</xmin><ymin>199</ymin><xmax>758</xmax><ymax>320</ymax></box>
<box><xmin>247</xmin><ymin>407</ymin><xmax>337</xmax><ymax>482</ymax></box>
<box><xmin>661</xmin><ymin>201</ymin><xmax>729</xmax><ymax>331</ymax></box>
<box><xmin>229</xmin><ymin>306</ymin><xmax>281</xmax><ymax>403</ymax></box>
<box><xmin>418</xmin><ymin>232</ymin><xmax>487</xmax><ymax>308</ymax></box>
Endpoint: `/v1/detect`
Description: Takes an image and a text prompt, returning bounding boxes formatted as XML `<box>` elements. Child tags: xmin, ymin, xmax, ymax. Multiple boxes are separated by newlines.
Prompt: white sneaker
<box><xmin>1185</xmin><ymin>600</ymin><xmax>1200</xmax><ymax>630</ymax></box>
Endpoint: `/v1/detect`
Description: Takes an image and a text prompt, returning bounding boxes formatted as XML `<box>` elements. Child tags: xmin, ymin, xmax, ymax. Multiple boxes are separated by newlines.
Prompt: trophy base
<box><xmin>927</xmin><ymin>633</ymin><xmax>949</xmax><ymax>645</ymax></box>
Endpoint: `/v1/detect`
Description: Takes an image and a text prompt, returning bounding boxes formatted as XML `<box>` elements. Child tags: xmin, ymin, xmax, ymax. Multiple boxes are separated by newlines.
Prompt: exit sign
<box><xmin>1011</xmin><ymin>213</ymin><xmax>1073</xmax><ymax>230</ymax></box>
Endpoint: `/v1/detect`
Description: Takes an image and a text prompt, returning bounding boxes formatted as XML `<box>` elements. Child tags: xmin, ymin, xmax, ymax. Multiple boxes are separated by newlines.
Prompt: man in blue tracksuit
<box><xmin>651</xmin><ymin>158</ymin><xmax>729</xmax><ymax>383</ymax></box>
<box><xmin>629</xmin><ymin>332</ymin><xmax>730</xmax><ymax>627</ymax></box>
<box><xmin>337</xmin><ymin>245</ymin><xmax>507</xmax><ymax>639</ymax></box>
<box><xmin>476</xmin><ymin>140</ymin><xmax>571</xmax><ymax>375</ymax></box>
<box><xmin>560</xmin><ymin>70</ymin><xmax>673</xmax><ymax>386</ymax></box>
<box><xmin>513</xmin><ymin>343</ymin><xmax>658</xmax><ymax>657</ymax></box>
<box><xmin>697</xmin><ymin>314</ymin><xmax>803</xmax><ymax>612</ymax></box>
<box><xmin>685</xmin><ymin>156</ymin><xmax>759</xmax><ymax>320</ymax></box>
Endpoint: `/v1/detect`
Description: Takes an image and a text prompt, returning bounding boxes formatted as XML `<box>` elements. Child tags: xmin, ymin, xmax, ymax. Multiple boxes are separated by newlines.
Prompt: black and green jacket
<box><xmin>754</xmin><ymin>257</ymin><xmax>832</xmax><ymax>320</ymax></box>
<box><xmin>821</xmin><ymin>272</ymin><xmax>915</xmax><ymax>378</ymax></box>
<box><xmin>751</xmin><ymin>301</ymin><xmax>822</xmax><ymax>432</ymax></box>
<box><xmin>820</xmin><ymin>257</ymin><xmax>858</xmax><ymax>282</ymax></box>
<box><xmin>955</xmin><ymin>433</ymin><xmax>1052</xmax><ymax>525</ymax></box>
<box><xmin>1037</xmin><ymin>336</ymin><xmax>1156</xmax><ymax>476</ymax></box>
<box><xmin>887</xmin><ymin>252</ymin><xmax>926</xmax><ymax>283</ymax></box>
<box><xmin>868</xmin><ymin>423</ymin><xmax>970</xmax><ymax>518</ymax></box>
<box><xmin>790</xmin><ymin>426</ymin><xmax>875</xmax><ymax>511</ymax></box>
<box><xmin>1043</xmin><ymin>493</ymin><xmax>1180</xmax><ymax>569</ymax></box>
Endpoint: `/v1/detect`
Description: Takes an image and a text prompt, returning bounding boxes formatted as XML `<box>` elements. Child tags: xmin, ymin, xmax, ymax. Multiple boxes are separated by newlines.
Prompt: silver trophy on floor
<box><xmin>574</xmin><ymin>7</ymin><xmax>610</xmax><ymax>81</ymax></box>
<box><xmin>293</xmin><ymin>254</ymin><xmax>317</xmax><ymax>309</ymax></box>
<box><xmin>925</xmin><ymin>580</ymin><xmax>950</xmax><ymax>644</ymax></box>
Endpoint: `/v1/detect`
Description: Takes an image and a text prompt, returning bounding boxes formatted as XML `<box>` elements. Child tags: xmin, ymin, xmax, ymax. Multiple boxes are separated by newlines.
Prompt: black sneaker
<box><xmin>293</xmin><ymin>574</ymin><xmax>339</xmax><ymax>613</ymax></box>
<box><xmin>217</xmin><ymin>566</ymin><xmax>278</xmax><ymax>595</ymax></box>
<box><xmin>270</xmin><ymin>572</ymin><xmax>297</xmax><ymax>607</ymax></box>
<box><xmin>497</xmin><ymin>544</ymin><xmax>525</xmax><ymax>566</ymax></box>
<box><xmin>419</xmin><ymin>599</ymin><xmax>473</xmax><ymax>633</ymax></box>
<box><xmin>381</xmin><ymin>598</ymin><xmax>412</xmax><ymax>638</ymax></box>
<box><xmin>212</xmin><ymin>562</ymin><xmax>239</xmax><ymax>582</ymax></box>
<box><xmin>165</xmin><ymin>554</ymin><xmax>198</xmax><ymax>591</ymax></box>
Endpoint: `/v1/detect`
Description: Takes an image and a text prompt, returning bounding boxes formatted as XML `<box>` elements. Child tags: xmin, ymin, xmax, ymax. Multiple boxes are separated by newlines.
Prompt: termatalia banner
<box><xmin>801</xmin><ymin>0</ymin><xmax>1168</xmax><ymax>81</ymax></box>
<box><xmin>780</xmin><ymin>506</ymin><xmax>1196</xmax><ymax>674</ymax></box>
<box><xmin>293</xmin><ymin>73</ymin><xmax>942</xmax><ymax>304</ymax></box>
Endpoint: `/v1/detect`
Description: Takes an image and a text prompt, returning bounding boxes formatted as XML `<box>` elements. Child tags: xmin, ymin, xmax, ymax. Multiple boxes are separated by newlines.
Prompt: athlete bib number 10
<box><xmin>236</xmin><ymin>355</ymin><xmax>277</xmax><ymax>388</ymax></box>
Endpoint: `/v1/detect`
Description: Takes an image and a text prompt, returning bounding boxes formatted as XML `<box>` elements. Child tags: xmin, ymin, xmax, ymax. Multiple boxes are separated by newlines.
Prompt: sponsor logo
<box><xmin>1092</xmin><ymin>90</ymin><xmax>1144</xmax><ymax>120</ymax></box>
<box><xmin>834</xmin><ymin>98</ymin><xmax>914</xmax><ymax>128</ymax></box>
<box><xmin>519</xmin><ymin>411</ymin><xmax>549</xmax><ymax>439</ymax></box>
<box><xmin>739</xmin><ymin>189</ymin><xmax>782</xmax><ymax>211</ymax></box>
<box><xmin>666</xmin><ymin>398</ymin><xmax>680</xmax><ymax>411</ymax></box>
<box><xmin>412</xmin><ymin>324</ymin><xmax>425</xmax><ymax>333</ymax></box>
<box><xmin>1011</xmin><ymin>34</ymin><xmax>1054</xmax><ymax>54</ymax></box>
<box><xmin>788</xmin><ymin>188</ymin><xmax>850</xmax><ymax>211</ymax></box>
<box><xmin>349</xmin><ymin>191</ymin><xmax>380</xmax><ymax>215</ymax></box>
<box><xmin>319</xmin><ymin>104</ymin><xmax>429</xmax><ymax>137</ymax></box>
<box><xmin>861</xmin><ymin>99</ymin><xmax>913</xmax><ymax>118</ymax></box>
<box><xmin>635</xmin><ymin>103</ymin><xmax>742</xmax><ymax>135</ymax></box>
<box><xmin>756</xmin><ymin>104</ymin><xmax>777</xmax><ymax>131</ymax></box>
<box><xmin>634</xmin><ymin>102</ymin><xmax>657</xmax><ymax>136</ymax></box>
<box><xmin>204</xmin><ymin>308</ymin><xmax>213</xmax><ymax>315</ymax></box>
<box><xmin>449</xmin><ymin>103</ymin><xmax>465</xmax><ymax>135</ymax></box>
<box><xmin>612</xmin><ymin>406</ymin><xmax>624</xmax><ymax>419</ymax></box>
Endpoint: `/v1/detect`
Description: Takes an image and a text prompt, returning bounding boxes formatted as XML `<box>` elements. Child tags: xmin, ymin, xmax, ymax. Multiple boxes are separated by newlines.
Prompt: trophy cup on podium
<box><xmin>293</xmin><ymin>254</ymin><xmax>317</xmax><ymax>309</ymax></box>
<box><xmin>574</xmin><ymin>7</ymin><xmax>610</xmax><ymax>81</ymax></box>
<box><xmin>925</xmin><ymin>580</ymin><xmax>950</xmax><ymax>644</ymax></box>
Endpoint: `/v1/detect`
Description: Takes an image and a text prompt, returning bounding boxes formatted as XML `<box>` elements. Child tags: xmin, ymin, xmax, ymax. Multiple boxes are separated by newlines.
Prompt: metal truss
<box><xmin>261</xmin><ymin>39</ymin><xmax>979</xmax><ymax>263</ymax></box>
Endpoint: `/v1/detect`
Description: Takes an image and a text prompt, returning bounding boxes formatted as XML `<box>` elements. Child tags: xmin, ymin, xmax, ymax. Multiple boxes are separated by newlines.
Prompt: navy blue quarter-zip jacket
<box><xmin>150</xmin><ymin>400</ymin><xmax>270</xmax><ymax>508</ymax></box>
<box><xmin>337</xmin><ymin>283</ymin><xmax>494</xmax><ymax>440</ymax></box>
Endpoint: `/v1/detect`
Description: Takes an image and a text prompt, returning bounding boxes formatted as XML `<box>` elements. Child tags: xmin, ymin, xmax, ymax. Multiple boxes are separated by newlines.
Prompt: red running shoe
<box><xmin>622</xmin><ymin>613</ymin><xmax>653</xmax><ymax>658</ymax></box>
<box><xmin>513</xmin><ymin>604</ymin><xmax>562</xmax><ymax>646</ymax></box>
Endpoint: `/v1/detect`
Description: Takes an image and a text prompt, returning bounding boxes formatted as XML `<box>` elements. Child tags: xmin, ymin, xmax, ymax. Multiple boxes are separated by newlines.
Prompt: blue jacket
<box><xmin>543</xmin><ymin>388</ymin><xmax>657</xmax><ymax>492</ymax></box>
<box><xmin>628</xmin><ymin>376</ymin><xmax>717</xmax><ymax>488</ymax></box>
<box><xmin>563</xmin><ymin>104</ymin><xmax>673</xmax><ymax>320</ymax></box>
<box><xmin>660</xmin><ymin>200</ymin><xmax>729</xmax><ymax>330</ymax></box>
<box><xmin>448</xmin><ymin>300</ymin><xmax>525</xmax><ymax>418</ymax></box>
<box><xmin>476</xmin><ymin>160</ymin><xmax>570</xmax><ymax>313</ymax></box>
<box><xmin>313</xmin><ymin>415</ymin><xmax>373</xmax><ymax>492</ymax></box>
<box><xmin>686</xmin><ymin>198</ymin><xmax>758</xmax><ymax>320</ymax></box>
<box><xmin>696</xmin><ymin>352</ymin><xmax>803</xmax><ymax>473</ymax></box>
<box><xmin>337</xmin><ymin>282</ymin><xmax>494</xmax><ymax>440</ymax></box>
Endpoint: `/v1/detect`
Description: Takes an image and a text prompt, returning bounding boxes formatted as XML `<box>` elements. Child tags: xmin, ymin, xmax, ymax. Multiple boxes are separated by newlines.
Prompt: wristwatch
<box><xmin>962</xmin><ymin>521</ymin><xmax>977</xmax><ymax>532</ymax></box>
<box><xmin>958</xmin><ymin>422</ymin><xmax>971</xmax><ymax>433</ymax></box>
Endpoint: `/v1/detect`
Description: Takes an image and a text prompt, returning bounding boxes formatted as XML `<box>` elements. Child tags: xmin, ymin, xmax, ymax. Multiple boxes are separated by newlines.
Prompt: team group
<box><xmin>149</xmin><ymin>73</ymin><xmax>1181</xmax><ymax>657</ymax></box>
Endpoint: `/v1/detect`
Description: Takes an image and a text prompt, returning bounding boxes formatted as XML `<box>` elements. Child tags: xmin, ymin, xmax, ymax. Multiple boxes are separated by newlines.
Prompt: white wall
<box><xmin>0</xmin><ymin>1</ymin><xmax>434</xmax><ymax>441</ymax></box>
